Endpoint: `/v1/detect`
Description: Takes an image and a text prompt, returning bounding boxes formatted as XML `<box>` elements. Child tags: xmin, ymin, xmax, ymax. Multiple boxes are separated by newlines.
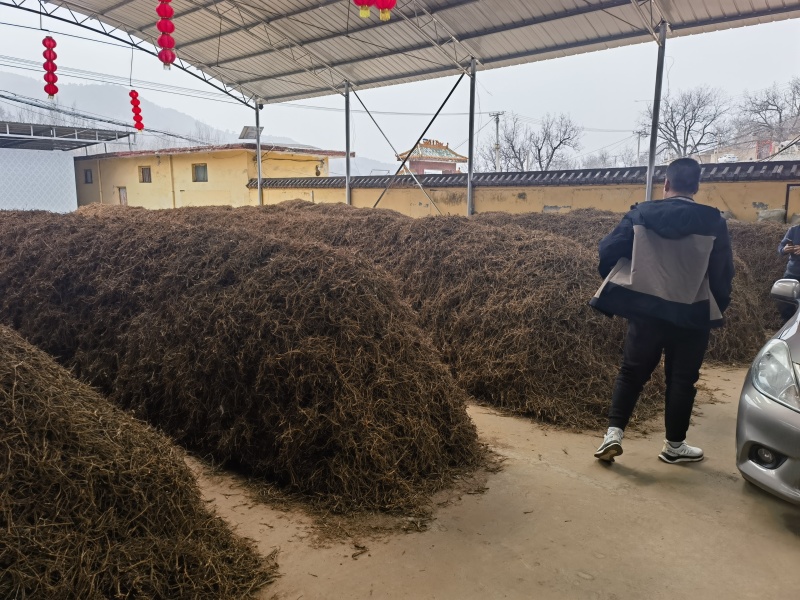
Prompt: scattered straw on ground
<box><xmin>0</xmin><ymin>324</ymin><xmax>275</xmax><ymax>599</ymax></box>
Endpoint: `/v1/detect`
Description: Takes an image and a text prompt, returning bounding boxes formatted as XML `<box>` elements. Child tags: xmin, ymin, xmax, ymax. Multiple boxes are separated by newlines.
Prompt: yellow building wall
<box><xmin>251</xmin><ymin>180</ymin><xmax>798</xmax><ymax>222</ymax></box>
<box><xmin>74</xmin><ymin>159</ymin><xmax>102</xmax><ymax>206</ymax></box>
<box><xmin>248</xmin><ymin>153</ymin><xmax>329</xmax><ymax>179</ymax></box>
<box><xmin>76</xmin><ymin>149</ymin><xmax>331</xmax><ymax>209</ymax></box>
<box><xmin>77</xmin><ymin>154</ymin><xmax>798</xmax><ymax>222</ymax></box>
<box><xmin>170</xmin><ymin>151</ymin><xmax>251</xmax><ymax>208</ymax></box>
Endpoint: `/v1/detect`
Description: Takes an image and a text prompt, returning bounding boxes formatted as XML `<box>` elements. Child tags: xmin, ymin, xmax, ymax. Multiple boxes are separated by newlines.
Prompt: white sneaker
<box><xmin>658</xmin><ymin>440</ymin><xmax>704</xmax><ymax>464</ymax></box>
<box><xmin>594</xmin><ymin>428</ymin><xmax>623</xmax><ymax>462</ymax></box>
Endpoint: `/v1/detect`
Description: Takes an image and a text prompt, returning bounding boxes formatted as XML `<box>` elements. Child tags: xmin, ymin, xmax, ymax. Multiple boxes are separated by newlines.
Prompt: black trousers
<box><xmin>609</xmin><ymin>318</ymin><xmax>710</xmax><ymax>442</ymax></box>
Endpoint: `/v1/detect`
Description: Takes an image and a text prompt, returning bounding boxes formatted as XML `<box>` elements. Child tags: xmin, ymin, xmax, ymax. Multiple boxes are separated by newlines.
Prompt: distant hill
<box><xmin>1</xmin><ymin>72</ymin><xmax>390</xmax><ymax>172</ymax></box>
<box><xmin>0</xmin><ymin>72</ymin><xmax>305</xmax><ymax>149</ymax></box>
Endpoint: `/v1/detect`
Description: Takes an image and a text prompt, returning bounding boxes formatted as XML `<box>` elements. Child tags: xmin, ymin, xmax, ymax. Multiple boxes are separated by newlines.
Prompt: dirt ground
<box><xmin>191</xmin><ymin>366</ymin><xmax>800</xmax><ymax>600</ymax></box>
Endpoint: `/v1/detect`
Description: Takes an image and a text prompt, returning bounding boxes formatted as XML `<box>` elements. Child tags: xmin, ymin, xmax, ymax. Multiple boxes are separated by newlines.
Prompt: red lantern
<box><xmin>156</xmin><ymin>0</ymin><xmax>177</xmax><ymax>69</ymax></box>
<box><xmin>352</xmin><ymin>0</ymin><xmax>375</xmax><ymax>18</ymax></box>
<box><xmin>157</xmin><ymin>34</ymin><xmax>175</xmax><ymax>49</ymax></box>
<box><xmin>156</xmin><ymin>2</ymin><xmax>174</xmax><ymax>18</ymax></box>
<box><xmin>375</xmin><ymin>0</ymin><xmax>396</xmax><ymax>21</ymax></box>
<box><xmin>158</xmin><ymin>49</ymin><xmax>176</xmax><ymax>68</ymax></box>
<box><xmin>130</xmin><ymin>90</ymin><xmax>145</xmax><ymax>131</ymax></box>
<box><xmin>156</xmin><ymin>19</ymin><xmax>175</xmax><ymax>34</ymax></box>
<box><xmin>42</xmin><ymin>36</ymin><xmax>58</xmax><ymax>99</ymax></box>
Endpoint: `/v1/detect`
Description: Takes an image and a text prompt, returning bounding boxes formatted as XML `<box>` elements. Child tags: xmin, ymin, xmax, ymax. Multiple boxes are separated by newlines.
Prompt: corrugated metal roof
<box><xmin>0</xmin><ymin>120</ymin><xmax>131</xmax><ymax>150</ymax></box>
<box><xmin>47</xmin><ymin>1</ymin><xmax>800</xmax><ymax>103</ymax></box>
<box><xmin>247</xmin><ymin>160</ymin><xmax>800</xmax><ymax>188</ymax></box>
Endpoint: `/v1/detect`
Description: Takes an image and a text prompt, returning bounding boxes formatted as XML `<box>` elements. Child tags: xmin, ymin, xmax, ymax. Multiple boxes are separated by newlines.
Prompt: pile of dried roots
<box><xmin>476</xmin><ymin>209</ymin><xmax>770</xmax><ymax>362</ymax></box>
<box><xmin>727</xmin><ymin>220</ymin><xmax>790</xmax><ymax>330</ymax></box>
<box><xmin>0</xmin><ymin>324</ymin><xmax>274</xmax><ymax>599</ymax></box>
<box><xmin>118</xmin><ymin>205</ymin><xmax>664</xmax><ymax>428</ymax></box>
<box><xmin>0</xmin><ymin>210</ymin><xmax>481</xmax><ymax>513</ymax></box>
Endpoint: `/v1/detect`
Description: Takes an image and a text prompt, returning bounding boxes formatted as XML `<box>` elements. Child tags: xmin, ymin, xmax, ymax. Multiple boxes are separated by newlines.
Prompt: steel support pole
<box><xmin>255</xmin><ymin>101</ymin><xmax>264</xmax><ymax>206</ymax></box>
<box><xmin>467</xmin><ymin>57</ymin><xmax>477</xmax><ymax>216</ymax></box>
<box><xmin>645</xmin><ymin>21</ymin><xmax>668</xmax><ymax>202</ymax></box>
<box><xmin>495</xmin><ymin>114</ymin><xmax>501</xmax><ymax>171</ymax></box>
<box><xmin>345</xmin><ymin>81</ymin><xmax>352</xmax><ymax>205</ymax></box>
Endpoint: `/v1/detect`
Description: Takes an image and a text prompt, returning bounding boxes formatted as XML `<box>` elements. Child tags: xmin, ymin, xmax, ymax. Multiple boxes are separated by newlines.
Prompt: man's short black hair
<box><xmin>665</xmin><ymin>157</ymin><xmax>701</xmax><ymax>195</ymax></box>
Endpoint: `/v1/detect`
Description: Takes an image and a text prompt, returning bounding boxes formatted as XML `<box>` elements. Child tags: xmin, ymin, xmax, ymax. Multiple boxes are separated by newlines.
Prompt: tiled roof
<box><xmin>396</xmin><ymin>140</ymin><xmax>468</xmax><ymax>163</ymax></box>
<box><xmin>74</xmin><ymin>143</ymin><xmax>348</xmax><ymax>161</ymax></box>
<box><xmin>247</xmin><ymin>161</ymin><xmax>800</xmax><ymax>189</ymax></box>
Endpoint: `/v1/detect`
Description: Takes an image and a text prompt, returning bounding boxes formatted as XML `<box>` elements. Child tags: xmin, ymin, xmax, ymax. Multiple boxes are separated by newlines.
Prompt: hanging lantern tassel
<box><xmin>352</xmin><ymin>0</ymin><xmax>374</xmax><ymax>19</ymax></box>
<box><xmin>156</xmin><ymin>0</ymin><xmax>176</xmax><ymax>69</ymax></box>
<box><xmin>130</xmin><ymin>90</ymin><xmax>145</xmax><ymax>131</ymax></box>
<box><xmin>42</xmin><ymin>36</ymin><xmax>58</xmax><ymax>99</ymax></box>
<box><xmin>375</xmin><ymin>0</ymin><xmax>396</xmax><ymax>21</ymax></box>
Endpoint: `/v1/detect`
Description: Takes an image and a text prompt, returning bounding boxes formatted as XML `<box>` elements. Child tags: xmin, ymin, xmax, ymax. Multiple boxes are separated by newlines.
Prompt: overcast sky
<box><xmin>1</xmin><ymin>5</ymin><xmax>798</xmax><ymax>170</ymax></box>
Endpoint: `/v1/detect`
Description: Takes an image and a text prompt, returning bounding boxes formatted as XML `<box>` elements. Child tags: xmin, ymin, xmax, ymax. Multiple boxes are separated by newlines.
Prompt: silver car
<box><xmin>736</xmin><ymin>279</ymin><xmax>800</xmax><ymax>505</ymax></box>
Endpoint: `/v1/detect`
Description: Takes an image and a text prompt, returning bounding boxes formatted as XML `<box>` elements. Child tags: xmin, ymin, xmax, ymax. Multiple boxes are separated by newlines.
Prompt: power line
<box><xmin>0</xmin><ymin>91</ymin><xmax>213</xmax><ymax>146</ymax></box>
<box><xmin>0</xmin><ymin>54</ymin><xmax>502</xmax><ymax>117</ymax></box>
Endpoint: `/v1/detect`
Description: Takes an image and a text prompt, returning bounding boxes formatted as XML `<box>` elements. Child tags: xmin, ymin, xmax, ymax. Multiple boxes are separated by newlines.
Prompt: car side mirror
<box><xmin>771</xmin><ymin>279</ymin><xmax>800</xmax><ymax>305</ymax></box>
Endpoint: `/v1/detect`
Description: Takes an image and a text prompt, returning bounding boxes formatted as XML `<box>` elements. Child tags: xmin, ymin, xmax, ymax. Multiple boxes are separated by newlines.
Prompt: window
<box><xmin>139</xmin><ymin>166</ymin><xmax>152</xmax><ymax>183</ymax></box>
<box><xmin>192</xmin><ymin>163</ymin><xmax>208</xmax><ymax>182</ymax></box>
<box><xmin>84</xmin><ymin>169</ymin><xmax>93</xmax><ymax>184</ymax></box>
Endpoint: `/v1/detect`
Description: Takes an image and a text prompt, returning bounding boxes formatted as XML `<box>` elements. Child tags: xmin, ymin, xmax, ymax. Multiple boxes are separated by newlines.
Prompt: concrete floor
<box><xmin>195</xmin><ymin>366</ymin><xmax>800</xmax><ymax>600</ymax></box>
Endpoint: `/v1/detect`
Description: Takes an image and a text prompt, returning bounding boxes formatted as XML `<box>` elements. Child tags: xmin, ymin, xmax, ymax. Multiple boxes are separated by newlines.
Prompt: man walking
<box><xmin>590</xmin><ymin>158</ymin><xmax>734</xmax><ymax>464</ymax></box>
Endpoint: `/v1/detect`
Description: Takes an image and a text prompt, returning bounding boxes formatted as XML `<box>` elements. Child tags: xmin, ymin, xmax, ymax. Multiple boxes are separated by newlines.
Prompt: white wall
<box><xmin>0</xmin><ymin>149</ymin><xmax>77</xmax><ymax>212</ymax></box>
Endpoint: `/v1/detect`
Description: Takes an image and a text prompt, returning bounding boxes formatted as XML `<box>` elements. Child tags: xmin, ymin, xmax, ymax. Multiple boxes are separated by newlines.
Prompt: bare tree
<box><xmin>582</xmin><ymin>148</ymin><xmax>615</xmax><ymax>169</ymax></box>
<box><xmin>529</xmin><ymin>113</ymin><xmax>583</xmax><ymax>170</ymax></box>
<box><xmin>641</xmin><ymin>86</ymin><xmax>729</xmax><ymax>158</ymax></box>
<box><xmin>618</xmin><ymin>145</ymin><xmax>642</xmax><ymax>167</ymax></box>
<box><xmin>739</xmin><ymin>78</ymin><xmax>800</xmax><ymax>143</ymax></box>
<box><xmin>477</xmin><ymin>112</ymin><xmax>582</xmax><ymax>172</ymax></box>
<box><xmin>502</xmin><ymin>114</ymin><xmax>535</xmax><ymax>171</ymax></box>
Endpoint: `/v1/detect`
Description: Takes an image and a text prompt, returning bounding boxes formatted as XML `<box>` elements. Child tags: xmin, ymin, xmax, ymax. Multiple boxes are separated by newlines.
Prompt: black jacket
<box><xmin>589</xmin><ymin>197</ymin><xmax>734</xmax><ymax>329</ymax></box>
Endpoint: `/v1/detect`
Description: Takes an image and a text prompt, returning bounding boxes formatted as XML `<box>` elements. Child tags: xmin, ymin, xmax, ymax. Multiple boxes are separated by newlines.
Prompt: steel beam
<box><xmin>345</xmin><ymin>81</ymin><xmax>351</xmax><ymax>206</ymax></box>
<box><xmin>645</xmin><ymin>21</ymin><xmax>667</xmax><ymax>203</ymax></box>
<box><xmin>255</xmin><ymin>100</ymin><xmax>263</xmax><ymax>206</ymax></box>
<box><xmin>178</xmin><ymin>0</ymin><xmax>347</xmax><ymax>96</ymax></box>
<box><xmin>178</xmin><ymin>0</ymin><xmax>346</xmax><ymax>50</ymax></box>
<box><xmin>238</xmin><ymin>0</ymin><xmax>632</xmax><ymax>85</ymax></box>
<box><xmin>211</xmin><ymin>0</ymin><xmax>481</xmax><ymax>66</ymax></box>
<box><xmin>467</xmin><ymin>57</ymin><xmax>476</xmax><ymax>216</ymax></box>
<box><xmin>0</xmin><ymin>0</ymin><xmax>254</xmax><ymax>107</ymax></box>
<box><xmin>351</xmin><ymin>89</ymin><xmax>440</xmax><ymax>214</ymax></box>
<box><xmin>371</xmin><ymin>73</ymin><xmax>465</xmax><ymax>210</ymax></box>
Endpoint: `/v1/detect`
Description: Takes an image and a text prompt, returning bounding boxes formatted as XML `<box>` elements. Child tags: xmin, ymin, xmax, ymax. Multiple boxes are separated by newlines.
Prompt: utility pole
<box><xmin>635</xmin><ymin>129</ymin><xmax>648</xmax><ymax>165</ymax></box>
<box><xmin>490</xmin><ymin>111</ymin><xmax>504</xmax><ymax>172</ymax></box>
